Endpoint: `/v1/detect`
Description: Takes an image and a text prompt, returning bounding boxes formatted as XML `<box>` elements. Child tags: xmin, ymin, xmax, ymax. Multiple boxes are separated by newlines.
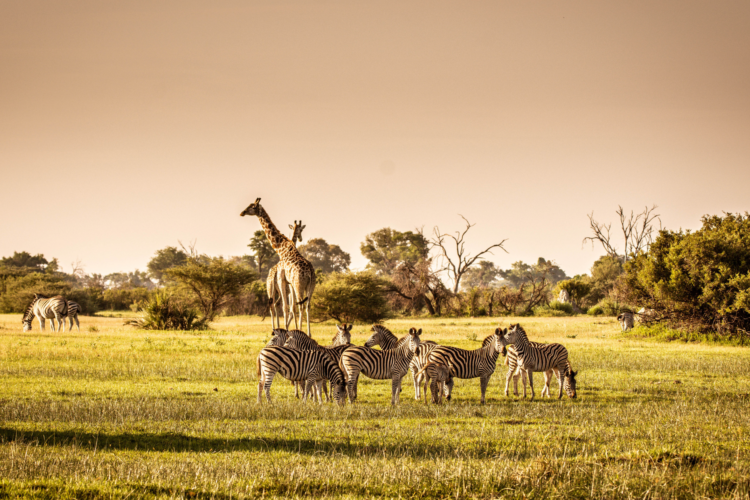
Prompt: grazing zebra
<box><xmin>22</xmin><ymin>294</ymin><xmax>69</xmax><ymax>332</ymax></box>
<box><xmin>283</xmin><ymin>325</ymin><xmax>353</xmax><ymax>401</ymax></box>
<box><xmin>499</xmin><ymin>324</ymin><xmax>577</xmax><ymax>400</ymax></box>
<box><xmin>339</xmin><ymin>327</ymin><xmax>421</xmax><ymax>404</ymax></box>
<box><xmin>415</xmin><ymin>360</ymin><xmax>454</xmax><ymax>404</ymax></box>
<box><xmin>65</xmin><ymin>301</ymin><xmax>81</xmax><ymax>332</ymax></box>
<box><xmin>617</xmin><ymin>311</ymin><xmax>635</xmax><ymax>331</ymax></box>
<box><xmin>257</xmin><ymin>346</ymin><xmax>346</xmax><ymax>405</ymax></box>
<box><xmin>428</xmin><ymin>329</ymin><xmax>505</xmax><ymax>404</ymax></box>
<box><xmin>267</xmin><ymin>220</ymin><xmax>305</xmax><ymax>329</ymax></box>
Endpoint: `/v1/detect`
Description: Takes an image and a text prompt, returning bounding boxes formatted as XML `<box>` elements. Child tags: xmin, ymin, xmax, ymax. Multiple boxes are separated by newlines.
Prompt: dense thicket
<box><xmin>622</xmin><ymin>213</ymin><xmax>750</xmax><ymax>336</ymax></box>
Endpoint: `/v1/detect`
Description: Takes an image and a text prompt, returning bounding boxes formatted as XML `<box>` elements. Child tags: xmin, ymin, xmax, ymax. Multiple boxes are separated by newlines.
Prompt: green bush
<box><xmin>312</xmin><ymin>271</ymin><xmax>391</xmax><ymax>324</ymax></box>
<box><xmin>534</xmin><ymin>301</ymin><xmax>574</xmax><ymax>317</ymax></box>
<box><xmin>127</xmin><ymin>292</ymin><xmax>208</xmax><ymax>331</ymax></box>
<box><xmin>102</xmin><ymin>287</ymin><xmax>153</xmax><ymax>311</ymax></box>
<box><xmin>593</xmin><ymin>298</ymin><xmax>634</xmax><ymax>317</ymax></box>
<box><xmin>587</xmin><ymin>305</ymin><xmax>604</xmax><ymax>316</ymax></box>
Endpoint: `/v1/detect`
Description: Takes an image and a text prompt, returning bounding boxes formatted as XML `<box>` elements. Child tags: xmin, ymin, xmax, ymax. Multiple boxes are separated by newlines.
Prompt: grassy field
<box><xmin>1</xmin><ymin>313</ymin><xmax>749</xmax><ymax>499</ymax></box>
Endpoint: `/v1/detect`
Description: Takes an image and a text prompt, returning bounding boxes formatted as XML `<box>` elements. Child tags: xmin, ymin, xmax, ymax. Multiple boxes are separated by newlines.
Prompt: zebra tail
<box><xmin>296</xmin><ymin>296</ymin><xmax>309</xmax><ymax>306</ymax></box>
<box><xmin>256</xmin><ymin>355</ymin><xmax>261</xmax><ymax>378</ymax></box>
<box><xmin>415</xmin><ymin>362</ymin><xmax>434</xmax><ymax>379</ymax></box>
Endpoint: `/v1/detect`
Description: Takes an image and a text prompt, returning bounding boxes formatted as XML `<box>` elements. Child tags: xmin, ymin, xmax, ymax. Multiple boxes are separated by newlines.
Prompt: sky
<box><xmin>1</xmin><ymin>1</ymin><xmax>749</xmax><ymax>283</ymax></box>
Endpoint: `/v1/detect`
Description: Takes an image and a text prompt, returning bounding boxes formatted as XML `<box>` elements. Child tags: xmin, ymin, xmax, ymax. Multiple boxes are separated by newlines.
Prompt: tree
<box><xmin>311</xmin><ymin>271</ymin><xmax>391</xmax><ymax>323</ymax></box>
<box><xmin>622</xmin><ymin>212</ymin><xmax>750</xmax><ymax>336</ymax></box>
<box><xmin>584</xmin><ymin>205</ymin><xmax>661</xmax><ymax>261</ymax></box>
<box><xmin>461</xmin><ymin>261</ymin><xmax>501</xmax><ymax>290</ymax></box>
<box><xmin>298</xmin><ymin>238</ymin><xmax>351</xmax><ymax>274</ymax></box>
<box><xmin>498</xmin><ymin>258</ymin><xmax>568</xmax><ymax>289</ymax></box>
<box><xmin>104</xmin><ymin>270</ymin><xmax>155</xmax><ymax>290</ymax></box>
<box><xmin>555</xmin><ymin>278</ymin><xmax>592</xmax><ymax>311</ymax></box>
<box><xmin>360</xmin><ymin>228</ymin><xmax>429</xmax><ymax>276</ymax></box>
<box><xmin>147</xmin><ymin>247</ymin><xmax>188</xmax><ymax>282</ymax></box>
<box><xmin>587</xmin><ymin>255</ymin><xmax>625</xmax><ymax>304</ymax></box>
<box><xmin>432</xmin><ymin>216</ymin><xmax>507</xmax><ymax>293</ymax></box>
<box><xmin>247</xmin><ymin>230</ymin><xmax>279</xmax><ymax>281</ymax></box>
<box><xmin>0</xmin><ymin>251</ymin><xmax>49</xmax><ymax>270</ymax></box>
<box><xmin>389</xmin><ymin>258</ymin><xmax>451</xmax><ymax>316</ymax></box>
<box><xmin>165</xmin><ymin>256</ymin><xmax>257</xmax><ymax>321</ymax></box>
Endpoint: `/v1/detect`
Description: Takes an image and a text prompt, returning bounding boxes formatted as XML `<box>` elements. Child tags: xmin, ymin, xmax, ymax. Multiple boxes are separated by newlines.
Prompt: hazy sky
<box><xmin>1</xmin><ymin>1</ymin><xmax>749</xmax><ymax>282</ymax></box>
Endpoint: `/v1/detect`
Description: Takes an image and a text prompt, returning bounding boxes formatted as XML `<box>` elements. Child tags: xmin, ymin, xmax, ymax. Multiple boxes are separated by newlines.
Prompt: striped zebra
<box><xmin>428</xmin><ymin>329</ymin><xmax>505</xmax><ymax>404</ymax></box>
<box><xmin>22</xmin><ymin>294</ymin><xmax>69</xmax><ymax>332</ymax></box>
<box><xmin>617</xmin><ymin>311</ymin><xmax>635</xmax><ymax>331</ymax></box>
<box><xmin>415</xmin><ymin>360</ymin><xmax>454</xmax><ymax>404</ymax></box>
<box><xmin>266</xmin><ymin>328</ymin><xmax>290</xmax><ymax>347</ymax></box>
<box><xmin>283</xmin><ymin>325</ymin><xmax>353</xmax><ymax>401</ymax></box>
<box><xmin>65</xmin><ymin>301</ymin><xmax>81</xmax><ymax>332</ymax></box>
<box><xmin>257</xmin><ymin>346</ymin><xmax>346</xmax><ymax>405</ymax></box>
<box><xmin>499</xmin><ymin>324</ymin><xmax>577</xmax><ymax>400</ymax></box>
<box><xmin>267</xmin><ymin>220</ymin><xmax>305</xmax><ymax>329</ymax></box>
<box><xmin>339</xmin><ymin>327</ymin><xmax>422</xmax><ymax>404</ymax></box>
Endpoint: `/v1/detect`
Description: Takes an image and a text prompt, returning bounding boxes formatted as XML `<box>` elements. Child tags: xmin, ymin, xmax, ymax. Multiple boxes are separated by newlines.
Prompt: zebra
<box><xmin>267</xmin><ymin>220</ymin><xmax>305</xmax><ymax>329</ymax></box>
<box><xmin>22</xmin><ymin>294</ymin><xmax>69</xmax><ymax>332</ymax></box>
<box><xmin>617</xmin><ymin>311</ymin><xmax>635</xmax><ymax>331</ymax></box>
<box><xmin>428</xmin><ymin>329</ymin><xmax>505</xmax><ymax>404</ymax></box>
<box><xmin>502</xmin><ymin>339</ymin><xmax>544</xmax><ymax>397</ymax></box>
<box><xmin>266</xmin><ymin>328</ymin><xmax>290</xmax><ymax>347</ymax></box>
<box><xmin>65</xmin><ymin>301</ymin><xmax>81</xmax><ymax>332</ymax></box>
<box><xmin>257</xmin><ymin>346</ymin><xmax>346</xmax><ymax>405</ymax></box>
<box><xmin>339</xmin><ymin>327</ymin><xmax>421</xmax><ymax>404</ymax></box>
<box><xmin>499</xmin><ymin>324</ymin><xmax>577</xmax><ymax>400</ymax></box>
<box><xmin>283</xmin><ymin>325</ymin><xmax>353</xmax><ymax>401</ymax></box>
<box><xmin>409</xmin><ymin>342</ymin><xmax>441</xmax><ymax>400</ymax></box>
<box><xmin>415</xmin><ymin>360</ymin><xmax>454</xmax><ymax>404</ymax></box>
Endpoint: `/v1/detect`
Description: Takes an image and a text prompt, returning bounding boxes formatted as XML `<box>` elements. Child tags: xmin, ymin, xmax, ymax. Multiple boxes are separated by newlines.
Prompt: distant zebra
<box><xmin>428</xmin><ymin>329</ymin><xmax>505</xmax><ymax>404</ymax></box>
<box><xmin>65</xmin><ymin>301</ymin><xmax>81</xmax><ymax>332</ymax></box>
<box><xmin>415</xmin><ymin>360</ymin><xmax>454</xmax><ymax>404</ymax></box>
<box><xmin>22</xmin><ymin>294</ymin><xmax>69</xmax><ymax>332</ymax></box>
<box><xmin>339</xmin><ymin>327</ymin><xmax>421</xmax><ymax>404</ymax></box>
<box><xmin>499</xmin><ymin>324</ymin><xmax>577</xmax><ymax>400</ymax></box>
<box><xmin>257</xmin><ymin>346</ymin><xmax>346</xmax><ymax>404</ymax></box>
<box><xmin>283</xmin><ymin>325</ymin><xmax>353</xmax><ymax>401</ymax></box>
<box><xmin>617</xmin><ymin>311</ymin><xmax>635</xmax><ymax>331</ymax></box>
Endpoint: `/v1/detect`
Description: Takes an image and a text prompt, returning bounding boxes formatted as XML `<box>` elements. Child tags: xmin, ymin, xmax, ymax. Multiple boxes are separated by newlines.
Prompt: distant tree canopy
<box><xmin>587</xmin><ymin>255</ymin><xmax>624</xmax><ymax>304</ymax></box>
<box><xmin>498</xmin><ymin>258</ymin><xmax>568</xmax><ymax>289</ymax></box>
<box><xmin>104</xmin><ymin>270</ymin><xmax>155</xmax><ymax>290</ymax></box>
<box><xmin>0</xmin><ymin>251</ymin><xmax>49</xmax><ymax>270</ymax></box>
<box><xmin>360</xmin><ymin>228</ymin><xmax>429</xmax><ymax>276</ymax></box>
<box><xmin>622</xmin><ymin>213</ymin><xmax>750</xmax><ymax>335</ymax></box>
<box><xmin>147</xmin><ymin>246</ymin><xmax>188</xmax><ymax>282</ymax></box>
<box><xmin>247</xmin><ymin>230</ymin><xmax>279</xmax><ymax>281</ymax></box>
<box><xmin>298</xmin><ymin>238</ymin><xmax>351</xmax><ymax>274</ymax></box>
<box><xmin>461</xmin><ymin>261</ymin><xmax>501</xmax><ymax>290</ymax></box>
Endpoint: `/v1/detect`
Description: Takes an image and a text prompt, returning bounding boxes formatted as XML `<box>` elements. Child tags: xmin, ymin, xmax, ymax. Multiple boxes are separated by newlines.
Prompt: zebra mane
<box><xmin>371</xmin><ymin>324</ymin><xmax>394</xmax><ymax>337</ymax></box>
<box><xmin>481</xmin><ymin>334</ymin><xmax>494</xmax><ymax>347</ymax></box>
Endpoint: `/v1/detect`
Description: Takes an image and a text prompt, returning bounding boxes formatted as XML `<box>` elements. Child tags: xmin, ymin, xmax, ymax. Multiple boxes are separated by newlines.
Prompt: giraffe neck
<box><xmin>256</xmin><ymin>206</ymin><xmax>292</xmax><ymax>252</ymax></box>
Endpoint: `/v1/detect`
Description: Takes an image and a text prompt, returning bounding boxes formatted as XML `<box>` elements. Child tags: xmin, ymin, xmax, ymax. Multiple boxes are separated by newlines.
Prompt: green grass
<box><xmin>1</xmin><ymin>314</ymin><xmax>750</xmax><ymax>498</ymax></box>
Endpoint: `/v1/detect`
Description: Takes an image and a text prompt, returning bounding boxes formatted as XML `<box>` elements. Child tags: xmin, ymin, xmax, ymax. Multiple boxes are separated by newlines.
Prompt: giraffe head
<box><xmin>289</xmin><ymin>220</ymin><xmax>306</xmax><ymax>245</ymax></box>
<box><xmin>240</xmin><ymin>198</ymin><xmax>262</xmax><ymax>217</ymax></box>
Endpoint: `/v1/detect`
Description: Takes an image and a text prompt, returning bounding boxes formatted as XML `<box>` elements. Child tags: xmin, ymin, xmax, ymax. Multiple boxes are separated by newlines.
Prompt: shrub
<box><xmin>534</xmin><ymin>300</ymin><xmax>574</xmax><ymax>317</ymax></box>
<box><xmin>102</xmin><ymin>287</ymin><xmax>153</xmax><ymax>311</ymax></box>
<box><xmin>311</xmin><ymin>271</ymin><xmax>391</xmax><ymax>324</ymax></box>
<box><xmin>127</xmin><ymin>292</ymin><xmax>208</xmax><ymax>331</ymax></box>
<box><xmin>593</xmin><ymin>298</ymin><xmax>634</xmax><ymax>317</ymax></box>
<box><xmin>587</xmin><ymin>305</ymin><xmax>604</xmax><ymax>316</ymax></box>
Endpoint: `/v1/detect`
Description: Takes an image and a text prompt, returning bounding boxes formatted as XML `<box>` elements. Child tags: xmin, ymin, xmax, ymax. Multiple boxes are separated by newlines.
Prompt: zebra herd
<box><xmin>257</xmin><ymin>323</ymin><xmax>577</xmax><ymax>405</ymax></box>
<box><xmin>21</xmin><ymin>294</ymin><xmax>81</xmax><ymax>333</ymax></box>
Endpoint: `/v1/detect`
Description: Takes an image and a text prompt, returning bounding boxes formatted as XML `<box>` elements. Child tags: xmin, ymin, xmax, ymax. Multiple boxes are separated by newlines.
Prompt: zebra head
<box><xmin>22</xmin><ymin>319</ymin><xmax>33</xmax><ymax>332</ymax></box>
<box><xmin>493</xmin><ymin>327</ymin><xmax>509</xmax><ymax>349</ymax></box>
<box><xmin>563</xmin><ymin>367</ymin><xmax>578</xmax><ymax>398</ymax></box>
<box><xmin>501</xmin><ymin>324</ymin><xmax>525</xmax><ymax>346</ymax></box>
<box><xmin>267</xmin><ymin>328</ymin><xmax>289</xmax><ymax>347</ymax></box>
<box><xmin>22</xmin><ymin>297</ymin><xmax>38</xmax><ymax>332</ymax></box>
<box><xmin>332</xmin><ymin>324</ymin><xmax>352</xmax><ymax>346</ymax></box>
<box><xmin>406</xmin><ymin>327</ymin><xmax>422</xmax><ymax>353</ymax></box>
<box><xmin>365</xmin><ymin>324</ymin><xmax>394</xmax><ymax>348</ymax></box>
<box><xmin>331</xmin><ymin>381</ymin><xmax>347</xmax><ymax>406</ymax></box>
<box><xmin>240</xmin><ymin>198</ymin><xmax>262</xmax><ymax>217</ymax></box>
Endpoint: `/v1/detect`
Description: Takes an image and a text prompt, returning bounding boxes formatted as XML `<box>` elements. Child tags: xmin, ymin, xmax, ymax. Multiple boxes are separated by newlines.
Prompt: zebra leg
<box><xmin>38</xmin><ymin>317</ymin><xmax>45</xmax><ymax>332</ymax></box>
<box><xmin>257</xmin><ymin>374</ymin><xmax>265</xmax><ymax>403</ymax></box>
<box><xmin>479</xmin><ymin>376</ymin><xmax>490</xmax><ymax>404</ymax></box>
<box><xmin>542</xmin><ymin>371</ymin><xmax>553</xmax><ymax>398</ymax></box>
<box><xmin>302</xmin><ymin>379</ymin><xmax>314</xmax><ymax>402</ymax></box>
<box><xmin>424</xmin><ymin>375</ymin><xmax>431</xmax><ymax>404</ymax></box>
<box><xmin>504</xmin><ymin>368</ymin><xmax>512</xmax><ymax>397</ymax></box>
<box><xmin>412</xmin><ymin>366</ymin><xmax>421</xmax><ymax>400</ymax></box>
<box><xmin>57</xmin><ymin>313</ymin><xmax>66</xmax><ymax>332</ymax></box>
<box><xmin>74</xmin><ymin>315</ymin><xmax>80</xmax><ymax>332</ymax></box>
<box><xmin>527</xmin><ymin>371</ymin><xmax>535</xmax><ymax>401</ymax></box>
<box><xmin>346</xmin><ymin>371</ymin><xmax>359</xmax><ymax>403</ymax></box>
<box><xmin>322</xmin><ymin>380</ymin><xmax>330</xmax><ymax>402</ymax></box>
<box><xmin>391</xmin><ymin>377</ymin><xmax>402</xmax><ymax>405</ymax></box>
<box><xmin>555</xmin><ymin>367</ymin><xmax>564</xmax><ymax>399</ymax></box>
<box><xmin>263</xmin><ymin>372</ymin><xmax>276</xmax><ymax>403</ymax></box>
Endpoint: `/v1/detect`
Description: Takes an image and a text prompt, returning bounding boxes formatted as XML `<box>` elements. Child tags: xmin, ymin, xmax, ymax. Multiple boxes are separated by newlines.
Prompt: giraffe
<box><xmin>266</xmin><ymin>220</ymin><xmax>305</xmax><ymax>329</ymax></box>
<box><xmin>240</xmin><ymin>199</ymin><xmax>316</xmax><ymax>336</ymax></box>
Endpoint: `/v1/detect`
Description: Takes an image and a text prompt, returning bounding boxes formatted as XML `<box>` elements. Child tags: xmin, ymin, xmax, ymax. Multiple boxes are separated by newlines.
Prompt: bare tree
<box><xmin>432</xmin><ymin>215</ymin><xmax>507</xmax><ymax>293</ymax></box>
<box><xmin>583</xmin><ymin>205</ymin><xmax>661</xmax><ymax>261</ymax></box>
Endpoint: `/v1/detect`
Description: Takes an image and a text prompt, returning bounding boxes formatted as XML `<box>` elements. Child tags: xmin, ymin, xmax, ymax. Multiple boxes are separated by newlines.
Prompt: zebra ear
<box><xmin>416</xmin><ymin>328</ymin><xmax>422</xmax><ymax>336</ymax></box>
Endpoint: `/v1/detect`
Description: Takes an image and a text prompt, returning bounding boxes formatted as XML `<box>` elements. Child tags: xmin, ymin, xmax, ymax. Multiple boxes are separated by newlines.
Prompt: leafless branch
<box><xmin>583</xmin><ymin>205</ymin><xmax>661</xmax><ymax>261</ymax></box>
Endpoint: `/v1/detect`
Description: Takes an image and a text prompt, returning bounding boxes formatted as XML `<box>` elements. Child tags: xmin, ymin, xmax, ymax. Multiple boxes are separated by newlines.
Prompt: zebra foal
<box><xmin>257</xmin><ymin>346</ymin><xmax>346</xmax><ymax>405</ymax></box>
<box><xmin>339</xmin><ymin>327</ymin><xmax>421</xmax><ymax>404</ymax></box>
<box><xmin>415</xmin><ymin>360</ymin><xmax>454</xmax><ymax>404</ymax></box>
<box><xmin>428</xmin><ymin>329</ymin><xmax>505</xmax><ymax>404</ymax></box>
<box><xmin>22</xmin><ymin>294</ymin><xmax>69</xmax><ymax>332</ymax></box>
<box><xmin>499</xmin><ymin>324</ymin><xmax>577</xmax><ymax>400</ymax></box>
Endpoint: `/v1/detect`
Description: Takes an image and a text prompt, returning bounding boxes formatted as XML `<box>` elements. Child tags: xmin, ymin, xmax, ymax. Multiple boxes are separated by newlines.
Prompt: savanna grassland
<box><xmin>1</xmin><ymin>314</ymin><xmax>749</xmax><ymax>499</ymax></box>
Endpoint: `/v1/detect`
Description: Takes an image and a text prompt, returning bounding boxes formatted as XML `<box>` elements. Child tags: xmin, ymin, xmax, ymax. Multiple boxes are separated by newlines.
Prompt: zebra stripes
<box><xmin>66</xmin><ymin>301</ymin><xmax>81</xmax><ymax>332</ymax></box>
<box><xmin>339</xmin><ymin>327</ymin><xmax>421</xmax><ymax>404</ymax></box>
<box><xmin>428</xmin><ymin>329</ymin><xmax>505</xmax><ymax>404</ymax></box>
<box><xmin>415</xmin><ymin>360</ymin><xmax>454</xmax><ymax>404</ymax></box>
<box><xmin>499</xmin><ymin>324</ymin><xmax>577</xmax><ymax>400</ymax></box>
<box><xmin>257</xmin><ymin>346</ymin><xmax>346</xmax><ymax>405</ymax></box>
<box><xmin>22</xmin><ymin>294</ymin><xmax>68</xmax><ymax>332</ymax></box>
<box><xmin>410</xmin><ymin>341</ymin><xmax>440</xmax><ymax>400</ymax></box>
